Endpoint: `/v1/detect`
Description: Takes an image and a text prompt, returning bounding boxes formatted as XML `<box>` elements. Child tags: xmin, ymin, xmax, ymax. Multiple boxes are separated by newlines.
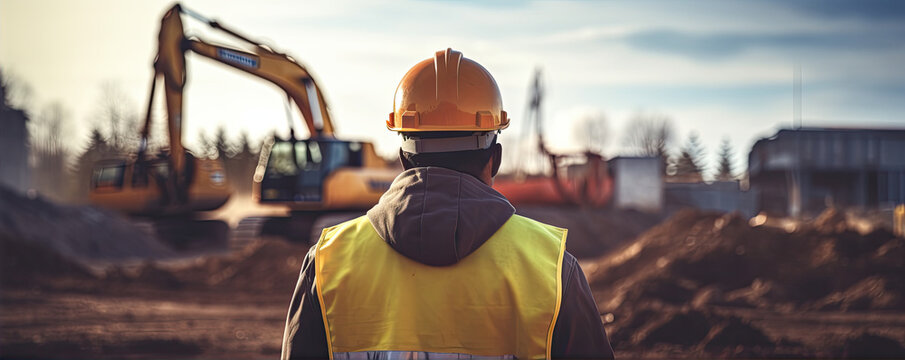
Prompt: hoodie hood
<box><xmin>367</xmin><ymin>167</ymin><xmax>515</xmax><ymax>266</ymax></box>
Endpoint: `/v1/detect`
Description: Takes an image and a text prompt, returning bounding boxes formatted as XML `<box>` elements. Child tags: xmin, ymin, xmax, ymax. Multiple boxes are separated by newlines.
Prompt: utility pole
<box><xmin>790</xmin><ymin>63</ymin><xmax>803</xmax><ymax>217</ymax></box>
<box><xmin>794</xmin><ymin>64</ymin><xmax>802</xmax><ymax>129</ymax></box>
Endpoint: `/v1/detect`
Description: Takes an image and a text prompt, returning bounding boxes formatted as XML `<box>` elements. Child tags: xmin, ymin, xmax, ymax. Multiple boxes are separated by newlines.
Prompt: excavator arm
<box><xmin>141</xmin><ymin>3</ymin><xmax>335</xmax><ymax>174</ymax></box>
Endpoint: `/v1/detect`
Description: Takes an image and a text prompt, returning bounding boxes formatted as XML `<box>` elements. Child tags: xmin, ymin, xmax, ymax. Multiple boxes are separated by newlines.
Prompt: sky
<box><xmin>2</xmin><ymin>0</ymin><xmax>904</xmax><ymax>176</ymax></box>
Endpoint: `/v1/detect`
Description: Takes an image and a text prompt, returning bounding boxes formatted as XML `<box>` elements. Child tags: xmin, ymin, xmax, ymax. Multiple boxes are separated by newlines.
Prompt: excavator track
<box><xmin>230</xmin><ymin>216</ymin><xmax>266</xmax><ymax>251</ymax></box>
<box><xmin>231</xmin><ymin>212</ymin><xmax>365</xmax><ymax>249</ymax></box>
<box><xmin>131</xmin><ymin>217</ymin><xmax>230</xmax><ymax>252</ymax></box>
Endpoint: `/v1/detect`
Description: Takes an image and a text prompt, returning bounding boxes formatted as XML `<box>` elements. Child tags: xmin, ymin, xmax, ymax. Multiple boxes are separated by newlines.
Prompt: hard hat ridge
<box><xmin>434</xmin><ymin>48</ymin><xmax>461</xmax><ymax>105</ymax></box>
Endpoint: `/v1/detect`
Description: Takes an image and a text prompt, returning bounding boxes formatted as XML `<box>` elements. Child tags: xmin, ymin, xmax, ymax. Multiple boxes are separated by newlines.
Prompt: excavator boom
<box><xmin>146</xmin><ymin>3</ymin><xmax>335</xmax><ymax>174</ymax></box>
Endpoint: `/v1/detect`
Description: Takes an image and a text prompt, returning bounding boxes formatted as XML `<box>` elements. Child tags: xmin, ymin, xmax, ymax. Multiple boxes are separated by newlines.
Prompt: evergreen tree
<box><xmin>673</xmin><ymin>132</ymin><xmax>705</xmax><ymax>182</ymax></box>
<box><xmin>197</xmin><ymin>126</ymin><xmax>234</xmax><ymax>159</ymax></box>
<box><xmin>716</xmin><ymin>137</ymin><xmax>735</xmax><ymax>181</ymax></box>
<box><xmin>235</xmin><ymin>132</ymin><xmax>255</xmax><ymax>157</ymax></box>
<box><xmin>213</xmin><ymin>126</ymin><xmax>232</xmax><ymax>160</ymax></box>
<box><xmin>69</xmin><ymin>128</ymin><xmax>114</xmax><ymax>202</ymax></box>
<box><xmin>197</xmin><ymin>129</ymin><xmax>215</xmax><ymax>158</ymax></box>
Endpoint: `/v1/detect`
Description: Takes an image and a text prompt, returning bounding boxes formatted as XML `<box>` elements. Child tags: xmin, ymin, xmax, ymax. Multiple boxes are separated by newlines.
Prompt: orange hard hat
<box><xmin>388</xmin><ymin>48</ymin><xmax>509</xmax><ymax>135</ymax></box>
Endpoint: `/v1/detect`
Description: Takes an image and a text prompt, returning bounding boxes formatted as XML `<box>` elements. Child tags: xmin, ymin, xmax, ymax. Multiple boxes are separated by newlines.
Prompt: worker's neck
<box><xmin>478</xmin><ymin>161</ymin><xmax>494</xmax><ymax>186</ymax></box>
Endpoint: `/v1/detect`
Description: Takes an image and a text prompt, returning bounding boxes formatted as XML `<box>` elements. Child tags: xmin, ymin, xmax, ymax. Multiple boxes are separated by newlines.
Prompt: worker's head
<box><xmin>388</xmin><ymin>49</ymin><xmax>508</xmax><ymax>185</ymax></box>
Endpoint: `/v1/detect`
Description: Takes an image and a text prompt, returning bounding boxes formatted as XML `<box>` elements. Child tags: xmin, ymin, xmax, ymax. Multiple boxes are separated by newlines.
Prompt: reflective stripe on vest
<box><xmin>314</xmin><ymin>215</ymin><xmax>567</xmax><ymax>360</ymax></box>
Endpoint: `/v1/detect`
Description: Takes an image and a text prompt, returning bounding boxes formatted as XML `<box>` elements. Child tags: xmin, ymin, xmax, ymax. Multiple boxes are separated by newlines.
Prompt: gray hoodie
<box><xmin>367</xmin><ymin>167</ymin><xmax>515</xmax><ymax>266</ymax></box>
<box><xmin>282</xmin><ymin>167</ymin><xmax>614</xmax><ymax>359</ymax></box>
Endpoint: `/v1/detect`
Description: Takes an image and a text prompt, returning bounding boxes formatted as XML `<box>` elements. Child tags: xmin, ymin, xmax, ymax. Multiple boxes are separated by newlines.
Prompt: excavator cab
<box><xmin>258</xmin><ymin>138</ymin><xmax>361</xmax><ymax>202</ymax></box>
<box><xmin>90</xmin><ymin>153</ymin><xmax>230</xmax><ymax>216</ymax></box>
<box><xmin>254</xmin><ymin>136</ymin><xmax>389</xmax><ymax>210</ymax></box>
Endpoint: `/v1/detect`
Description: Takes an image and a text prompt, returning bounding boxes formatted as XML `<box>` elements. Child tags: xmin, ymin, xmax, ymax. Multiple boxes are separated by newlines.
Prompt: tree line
<box><xmin>621</xmin><ymin>112</ymin><xmax>737</xmax><ymax>182</ymax></box>
<box><xmin>1</xmin><ymin>69</ymin><xmax>262</xmax><ymax>203</ymax></box>
<box><xmin>5</xmin><ymin>67</ymin><xmax>740</xmax><ymax>206</ymax></box>
<box><xmin>569</xmin><ymin>110</ymin><xmax>739</xmax><ymax>182</ymax></box>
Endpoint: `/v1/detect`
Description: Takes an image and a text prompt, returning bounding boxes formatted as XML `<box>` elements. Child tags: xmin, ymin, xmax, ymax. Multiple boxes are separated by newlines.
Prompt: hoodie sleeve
<box><xmin>281</xmin><ymin>246</ymin><xmax>328</xmax><ymax>360</ymax></box>
<box><xmin>551</xmin><ymin>252</ymin><xmax>615</xmax><ymax>359</ymax></box>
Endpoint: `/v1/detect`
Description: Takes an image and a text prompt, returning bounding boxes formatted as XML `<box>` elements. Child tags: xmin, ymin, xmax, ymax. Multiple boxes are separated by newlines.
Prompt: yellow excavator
<box><xmin>90</xmin><ymin>3</ymin><xmax>399</xmax><ymax>246</ymax></box>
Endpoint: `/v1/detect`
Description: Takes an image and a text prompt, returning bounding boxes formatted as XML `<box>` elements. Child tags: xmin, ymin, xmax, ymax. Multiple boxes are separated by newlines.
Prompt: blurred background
<box><xmin>1</xmin><ymin>0</ymin><xmax>904</xmax><ymax>359</ymax></box>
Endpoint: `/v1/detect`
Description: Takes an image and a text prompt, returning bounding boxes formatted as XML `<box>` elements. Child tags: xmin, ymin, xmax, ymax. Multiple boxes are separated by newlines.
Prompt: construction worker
<box><xmin>281</xmin><ymin>48</ymin><xmax>614</xmax><ymax>359</ymax></box>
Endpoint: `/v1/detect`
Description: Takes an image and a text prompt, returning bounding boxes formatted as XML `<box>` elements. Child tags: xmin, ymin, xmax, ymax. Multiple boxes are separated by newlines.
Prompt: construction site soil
<box><xmin>2</xmin><ymin>186</ymin><xmax>905</xmax><ymax>359</ymax></box>
<box><xmin>584</xmin><ymin>208</ymin><xmax>905</xmax><ymax>358</ymax></box>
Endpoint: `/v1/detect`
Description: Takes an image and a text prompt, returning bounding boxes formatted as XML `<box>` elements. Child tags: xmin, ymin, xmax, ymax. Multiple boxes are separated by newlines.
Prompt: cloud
<box><xmin>782</xmin><ymin>0</ymin><xmax>905</xmax><ymax>21</ymax></box>
<box><xmin>623</xmin><ymin>29</ymin><xmax>904</xmax><ymax>60</ymax></box>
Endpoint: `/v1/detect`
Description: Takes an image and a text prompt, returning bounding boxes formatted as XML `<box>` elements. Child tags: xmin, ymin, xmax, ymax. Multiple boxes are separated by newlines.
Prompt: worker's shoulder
<box><xmin>506</xmin><ymin>214</ymin><xmax>568</xmax><ymax>239</ymax></box>
<box><xmin>320</xmin><ymin>215</ymin><xmax>371</xmax><ymax>238</ymax></box>
<box><xmin>313</xmin><ymin>215</ymin><xmax>373</xmax><ymax>248</ymax></box>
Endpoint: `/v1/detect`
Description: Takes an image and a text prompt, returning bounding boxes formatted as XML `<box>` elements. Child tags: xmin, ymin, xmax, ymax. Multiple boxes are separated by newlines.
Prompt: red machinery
<box><xmin>493</xmin><ymin>69</ymin><xmax>612</xmax><ymax>207</ymax></box>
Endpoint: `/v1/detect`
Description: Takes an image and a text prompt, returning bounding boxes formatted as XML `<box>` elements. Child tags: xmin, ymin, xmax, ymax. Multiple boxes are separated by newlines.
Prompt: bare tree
<box><xmin>95</xmin><ymin>82</ymin><xmax>140</xmax><ymax>152</ymax></box>
<box><xmin>572</xmin><ymin>111</ymin><xmax>608</xmax><ymax>154</ymax></box>
<box><xmin>0</xmin><ymin>68</ymin><xmax>33</xmax><ymax>111</ymax></box>
<box><xmin>29</xmin><ymin>102</ymin><xmax>67</xmax><ymax>157</ymax></box>
<box><xmin>624</xmin><ymin>112</ymin><xmax>674</xmax><ymax>157</ymax></box>
<box><xmin>29</xmin><ymin>102</ymin><xmax>71</xmax><ymax>201</ymax></box>
<box><xmin>623</xmin><ymin>112</ymin><xmax>674</xmax><ymax>173</ymax></box>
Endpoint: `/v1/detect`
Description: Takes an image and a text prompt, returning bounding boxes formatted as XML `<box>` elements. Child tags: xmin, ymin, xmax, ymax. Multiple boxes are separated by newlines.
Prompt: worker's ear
<box><xmin>490</xmin><ymin>142</ymin><xmax>502</xmax><ymax>177</ymax></box>
<box><xmin>399</xmin><ymin>148</ymin><xmax>415</xmax><ymax>170</ymax></box>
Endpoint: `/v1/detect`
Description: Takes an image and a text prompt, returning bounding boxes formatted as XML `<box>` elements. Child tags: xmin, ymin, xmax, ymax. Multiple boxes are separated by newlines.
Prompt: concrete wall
<box><xmin>611</xmin><ymin>157</ymin><xmax>663</xmax><ymax>213</ymax></box>
<box><xmin>665</xmin><ymin>181</ymin><xmax>758</xmax><ymax>218</ymax></box>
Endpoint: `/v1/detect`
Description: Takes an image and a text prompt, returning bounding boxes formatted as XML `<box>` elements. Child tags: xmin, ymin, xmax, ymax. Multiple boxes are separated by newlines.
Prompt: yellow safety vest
<box><xmin>314</xmin><ymin>215</ymin><xmax>567</xmax><ymax>359</ymax></box>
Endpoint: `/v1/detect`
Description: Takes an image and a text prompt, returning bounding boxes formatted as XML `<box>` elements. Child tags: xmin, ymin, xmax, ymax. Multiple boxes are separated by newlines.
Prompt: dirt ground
<box><xmin>0</xmin><ymin>236</ymin><xmax>307</xmax><ymax>360</ymax></box>
<box><xmin>586</xmin><ymin>208</ymin><xmax>905</xmax><ymax>358</ymax></box>
<box><xmin>1</xmin><ymin>289</ymin><xmax>288</xmax><ymax>359</ymax></box>
<box><xmin>3</xmin><ymin>187</ymin><xmax>905</xmax><ymax>359</ymax></box>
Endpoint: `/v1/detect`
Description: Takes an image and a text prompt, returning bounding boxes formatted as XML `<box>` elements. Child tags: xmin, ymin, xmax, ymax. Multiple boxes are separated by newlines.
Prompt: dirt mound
<box><xmin>90</xmin><ymin>239</ymin><xmax>308</xmax><ymax>298</ymax></box>
<box><xmin>840</xmin><ymin>333</ymin><xmax>905</xmax><ymax>358</ymax></box>
<box><xmin>813</xmin><ymin>206</ymin><xmax>848</xmax><ymax>233</ymax></box>
<box><xmin>588</xmin><ymin>208</ymin><xmax>904</xmax><ymax>356</ymax></box>
<box><xmin>720</xmin><ymin>278</ymin><xmax>788</xmax><ymax>308</ymax></box>
<box><xmin>96</xmin><ymin>239</ymin><xmax>309</xmax><ymax>296</ymax></box>
<box><xmin>815</xmin><ymin>275</ymin><xmax>905</xmax><ymax>311</ymax></box>
<box><xmin>609</xmin><ymin>305</ymin><xmax>777</xmax><ymax>356</ymax></box>
<box><xmin>589</xmin><ymin>208</ymin><xmax>902</xmax><ymax>312</ymax></box>
<box><xmin>134</xmin><ymin>262</ymin><xmax>185</xmax><ymax>289</ymax></box>
<box><xmin>199</xmin><ymin>239</ymin><xmax>308</xmax><ymax>292</ymax></box>
<box><xmin>516</xmin><ymin>206</ymin><xmax>661</xmax><ymax>258</ymax></box>
<box><xmin>703</xmin><ymin>317</ymin><xmax>773</xmax><ymax>351</ymax></box>
<box><xmin>0</xmin><ymin>186</ymin><xmax>173</xmax><ymax>262</ymax></box>
<box><xmin>639</xmin><ymin>309</ymin><xmax>711</xmax><ymax>346</ymax></box>
<box><xmin>0</xmin><ymin>233</ymin><xmax>95</xmax><ymax>289</ymax></box>
<box><xmin>98</xmin><ymin>239</ymin><xmax>309</xmax><ymax>294</ymax></box>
